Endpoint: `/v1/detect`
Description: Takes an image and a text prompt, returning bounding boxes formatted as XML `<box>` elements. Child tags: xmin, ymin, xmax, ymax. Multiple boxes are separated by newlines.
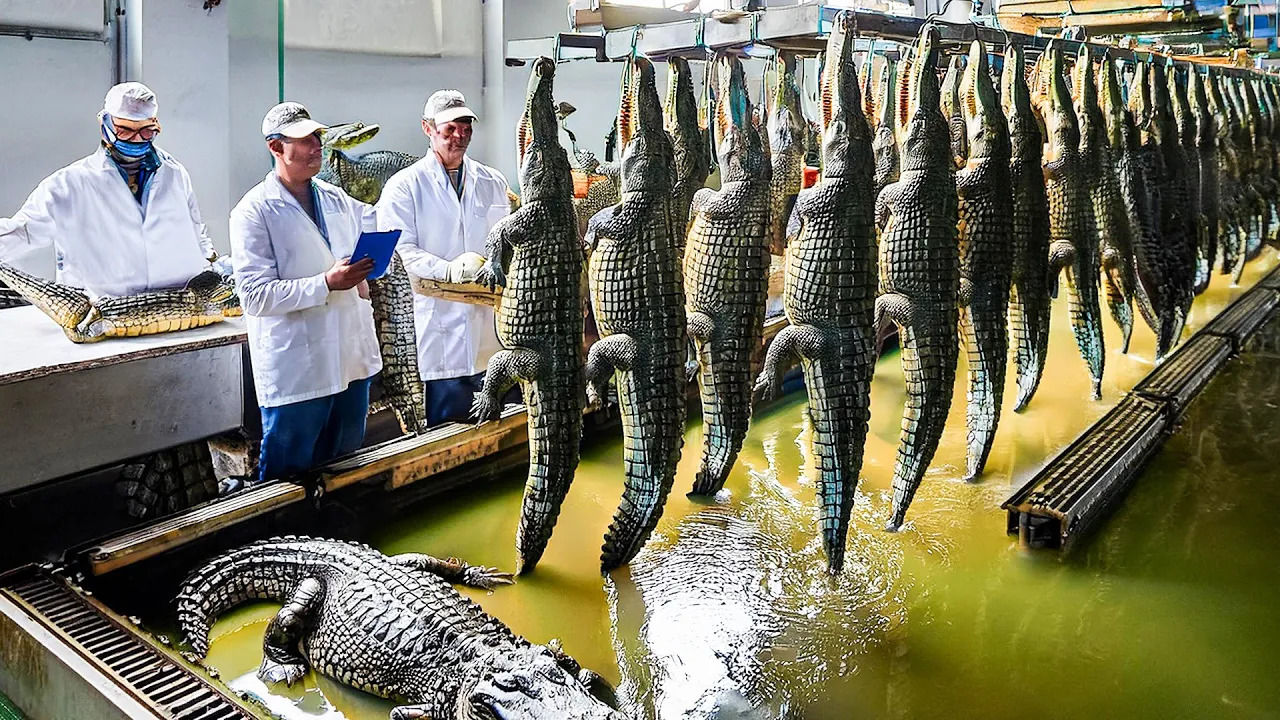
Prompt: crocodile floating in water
<box><xmin>1002</xmin><ymin>43</ymin><xmax>1052</xmax><ymax>411</ymax></box>
<box><xmin>765</xmin><ymin>52</ymin><xmax>805</xmax><ymax>256</ymax></box>
<box><xmin>683</xmin><ymin>53</ymin><xmax>771</xmax><ymax>496</ymax></box>
<box><xmin>473</xmin><ymin>57</ymin><xmax>586</xmax><ymax>573</ymax></box>
<box><xmin>176</xmin><ymin>537</ymin><xmax>622</xmax><ymax>720</ymax></box>
<box><xmin>754</xmin><ymin>11</ymin><xmax>876</xmax><ymax>571</ymax></box>
<box><xmin>955</xmin><ymin>39</ymin><xmax>1013</xmax><ymax>482</ymax></box>
<box><xmin>0</xmin><ymin>261</ymin><xmax>240</xmax><ymax>343</ymax></box>
<box><xmin>665</xmin><ymin>58</ymin><xmax>712</xmax><ymax>245</ymax></box>
<box><xmin>1036</xmin><ymin>40</ymin><xmax>1104</xmax><ymax>398</ymax></box>
<box><xmin>876</xmin><ymin>26</ymin><xmax>958</xmax><ymax>531</ymax></box>
<box><xmin>318</xmin><ymin>122</ymin><xmax>418</xmax><ymax>205</ymax></box>
<box><xmin>583</xmin><ymin>56</ymin><xmax>687</xmax><ymax>572</ymax></box>
<box><xmin>1076</xmin><ymin>47</ymin><xmax>1136</xmax><ymax>354</ymax></box>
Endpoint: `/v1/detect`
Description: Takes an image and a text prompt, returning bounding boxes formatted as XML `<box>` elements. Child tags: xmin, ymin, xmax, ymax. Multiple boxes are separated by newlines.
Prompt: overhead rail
<box><xmin>507</xmin><ymin>2</ymin><xmax>1270</xmax><ymax>75</ymax></box>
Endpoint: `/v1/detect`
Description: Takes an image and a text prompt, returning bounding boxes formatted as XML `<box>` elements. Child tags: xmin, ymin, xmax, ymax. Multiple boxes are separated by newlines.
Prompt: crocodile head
<box><xmin>459</xmin><ymin>643</ymin><xmax>624</xmax><ymax>719</ymax></box>
<box><xmin>712</xmin><ymin>53</ymin><xmax>767</xmax><ymax>183</ymax></box>
<box><xmin>665</xmin><ymin>56</ymin><xmax>711</xmax><ymax>187</ymax></box>
<box><xmin>897</xmin><ymin>25</ymin><xmax>949</xmax><ymax>172</ymax></box>
<box><xmin>1127</xmin><ymin>59</ymin><xmax>1154</xmax><ymax>134</ymax></box>
<box><xmin>1207</xmin><ymin>69</ymin><xmax>1235</xmax><ymax>144</ymax></box>
<box><xmin>818</xmin><ymin>9</ymin><xmax>871</xmax><ymax>178</ymax></box>
<box><xmin>1189</xmin><ymin>68</ymin><xmax>1214</xmax><ymax>144</ymax></box>
<box><xmin>1168</xmin><ymin>61</ymin><xmax>1196</xmax><ymax>146</ymax></box>
<box><xmin>959</xmin><ymin>39</ymin><xmax>1008</xmax><ymax>162</ymax></box>
<box><xmin>516</xmin><ymin>57</ymin><xmax>574</xmax><ymax>203</ymax></box>
<box><xmin>322</xmin><ymin>122</ymin><xmax>380</xmax><ymax>150</ymax></box>
<box><xmin>1071</xmin><ymin>44</ymin><xmax>1102</xmax><ymax>142</ymax></box>
<box><xmin>616</xmin><ymin>56</ymin><xmax>673</xmax><ymax>194</ymax></box>
<box><xmin>767</xmin><ymin>52</ymin><xmax>806</xmax><ymax>156</ymax></box>
<box><xmin>1033</xmin><ymin>40</ymin><xmax>1079</xmax><ymax>165</ymax></box>
<box><xmin>1098</xmin><ymin>52</ymin><xmax>1129</xmax><ymax>150</ymax></box>
<box><xmin>1149</xmin><ymin>60</ymin><xmax>1178</xmax><ymax>146</ymax></box>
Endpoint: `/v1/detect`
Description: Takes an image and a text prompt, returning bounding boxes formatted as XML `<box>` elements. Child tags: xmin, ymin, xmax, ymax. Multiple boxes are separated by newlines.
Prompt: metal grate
<box><xmin>1</xmin><ymin>568</ymin><xmax>250</xmax><ymax>720</ymax></box>
<box><xmin>1132</xmin><ymin>334</ymin><xmax>1233</xmax><ymax>416</ymax></box>
<box><xmin>1003</xmin><ymin>396</ymin><xmax>1169</xmax><ymax>550</ymax></box>
<box><xmin>1201</xmin><ymin>287</ymin><xmax>1280</xmax><ymax>350</ymax></box>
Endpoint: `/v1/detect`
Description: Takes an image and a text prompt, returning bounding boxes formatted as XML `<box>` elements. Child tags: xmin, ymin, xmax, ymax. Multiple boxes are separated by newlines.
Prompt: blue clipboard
<box><xmin>349</xmin><ymin>229</ymin><xmax>402</xmax><ymax>280</ymax></box>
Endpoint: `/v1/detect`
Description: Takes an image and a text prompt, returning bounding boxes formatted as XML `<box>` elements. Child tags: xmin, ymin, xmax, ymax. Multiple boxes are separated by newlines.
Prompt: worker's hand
<box><xmin>445</xmin><ymin>252</ymin><xmax>487</xmax><ymax>284</ymax></box>
<box><xmin>325</xmin><ymin>257</ymin><xmax>374</xmax><ymax>291</ymax></box>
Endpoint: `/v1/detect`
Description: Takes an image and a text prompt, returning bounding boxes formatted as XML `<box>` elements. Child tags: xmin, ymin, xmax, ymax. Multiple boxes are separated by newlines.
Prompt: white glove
<box><xmin>445</xmin><ymin>252</ymin><xmax>487</xmax><ymax>283</ymax></box>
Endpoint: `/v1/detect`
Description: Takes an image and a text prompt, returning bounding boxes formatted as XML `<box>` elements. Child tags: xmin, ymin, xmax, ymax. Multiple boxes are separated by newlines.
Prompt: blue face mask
<box><xmin>102</xmin><ymin>117</ymin><xmax>154</xmax><ymax>159</ymax></box>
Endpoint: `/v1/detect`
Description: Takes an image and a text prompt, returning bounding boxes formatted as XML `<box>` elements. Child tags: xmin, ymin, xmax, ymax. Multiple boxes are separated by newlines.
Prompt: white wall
<box><xmin>227</xmin><ymin>0</ymin><xmax>280</xmax><ymax>207</ymax></box>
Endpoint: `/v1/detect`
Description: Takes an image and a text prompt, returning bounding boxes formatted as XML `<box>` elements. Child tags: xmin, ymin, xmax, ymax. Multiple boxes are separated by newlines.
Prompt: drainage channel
<box><xmin>1004</xmin><ymin>265</ymin><xmax>1280</xmax><ymax>551</ymax></box>
<box><xmin>0</xmin><ymin>565</ymin><xmax>250</xmax><ymax>720</ymax></box>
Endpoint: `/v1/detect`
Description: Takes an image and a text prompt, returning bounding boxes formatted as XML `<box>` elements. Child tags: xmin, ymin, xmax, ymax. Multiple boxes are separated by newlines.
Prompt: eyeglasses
<box><xmin>113</xmin><ymin>123</ymin><xmax>161</xmax><ymax>142</ymax></box>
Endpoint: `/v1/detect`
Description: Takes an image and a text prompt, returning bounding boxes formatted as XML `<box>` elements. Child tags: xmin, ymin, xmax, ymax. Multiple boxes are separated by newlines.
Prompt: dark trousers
<box><xmin>424</xmin><ymin>372</ymin><xmax>486</xmax><ymax>426</ymax></box>
<box><xmin>258</xmin><ymin>377</ymin><xmax>372</xmax><ymax>482</ymax></box>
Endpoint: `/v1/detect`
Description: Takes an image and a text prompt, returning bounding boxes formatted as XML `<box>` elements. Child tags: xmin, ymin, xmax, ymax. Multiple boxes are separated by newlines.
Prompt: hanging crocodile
<box><xmin>683</xmin><ymin>53</ymin><xmax>771</xmax><ymax>497</ymax></box>
<box><xmin>1170</xmin><ymin>65</ymin><xmax>1203</xmax><ymax>302</ymax></box>
<box><xmin>869</xmin><ymin>53</ymin><xmax>901</xmax><ymax>220</ymax></box>
<box><xmin>954</xmin><ymin>39</ymin><xmax>1013</xmax><ymax>482</ymax></box>
<box><xmin>177</xmin><ymin>537</ymin><xmax>622</xmax><ymax>720</ymax></box>
<box><xmin>1076</xmin><ymin>46</ymin><xmax>1136</xmax><ymax>354</ymax></box>
<box><xmin>665</xmin><ymin>57</ymin><xmax>712</xmax><ymax>243</ymax></box>
<box><xmin>1036</xmin><ymin>40</ymin><xmax>1104</xmax><ymax>398</ymax></box>
<box><xmin>876</xmin><ymin>26</ymin><xmax>959</xmax><ymax>531</ymax></box>
<box><xmin>1001</xmin><ymin>42</ymin><xmax>1051</xmax><ymax>412</ymax></box>
<box><xmin>1149</xmin><ymin>60</ymin><xmax>1196</xmax><ymax>353</ymax></box>
<box><xmin>0</xmin><ymin>261</ymin><xmax>240</xmax><ymax>343</ymax></box>
<box><xmin>583</xmin><ymin>56</ymin><xmax>687</xmax><ymax>572</ymax></box>
<box><xmin>473</xmin><ymin>57</ymin><xmax>586</xmax><ymax>574</ymax></box>
<box><xmin>765</xmin><ymin>52</ymin><xmax>806</xmax><ymax>256</ymax></box>
<box><xmin>318</xmin><ymin>122</ymin><xmax>418</xmax><ymax>205</ymax></box>
<box><xmin>1189</xmin><ymin>68</ymin><xmax>1219</xmax><ymax>296</ymax></box>
<box><xmin>754</xmin><ymin>10</ymin><xmax>876</xmax><ymax>572</ymax></box>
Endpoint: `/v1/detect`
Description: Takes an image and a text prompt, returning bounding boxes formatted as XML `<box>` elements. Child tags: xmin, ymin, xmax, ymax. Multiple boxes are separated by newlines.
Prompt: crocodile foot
<box><xmin>460</xmin><ymin>563</ymin><xmax>516</xmax><ymax>589</ymax></box>
<box><xmin>258</xmin><ymin>657</ymin><xmax>307</xmax><ymax>686</ymax></box>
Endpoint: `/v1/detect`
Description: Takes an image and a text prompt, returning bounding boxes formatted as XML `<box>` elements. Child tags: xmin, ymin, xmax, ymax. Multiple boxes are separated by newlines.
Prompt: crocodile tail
<box><xmin>1009</xmin><ymin>282</ymin><xmax>1047</xmax><ymax>412</ymax></box>
<box><xmin>887</xmin><ymin>310</ymin><xmax>958</xmax><ymax>531</ymax></box>
<box><xmin>803</xmin><ymin>331</ymin><xmax>873</xmax><ymax>573</ymax></box>
<box><xmin>960</xmin><ymin>297</ymin><xmax>1008</xmax><ymax>482</ymax></box>
<box><xmin>368</xmin><ymin>254</ymin><xmax>428</xmax><ymax>434</ymax></box>
<box><xmin>689</xmin><ymin>336</ymin><xmax>754</xmax><ymax>496</ymax></box>
<box><xmin>0</xmin><ymin>261</ymin><xmax>93</xmax><ymax>332</ymax></box>
<box><xmin>515</xmin><ymin>378</ymin><xmax>583</xmax><ymax>573</ymax></box>
<box><xmin>175</xmin><ymin>536</ymin><xmax>353</xmax><ymax>657</ymax></box>
<box><xmin>600</xmin><ymin>372</ymin><xmax>685</xmax><ymax>571</ymax></box>
<box><xmin>1065</xmin><ymin>249</ymin><xmax>1106</xmax><ymax>400</ymax></box>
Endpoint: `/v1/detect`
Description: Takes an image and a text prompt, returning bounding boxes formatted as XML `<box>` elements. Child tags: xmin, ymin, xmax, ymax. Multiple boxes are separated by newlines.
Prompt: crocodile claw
<box><xmin>470</xmin><ymin>390</ymin><xmax>501</xmax><ymax>424</ymax></box>
<box><xmin>473</xmin><ymin>260</ymin><xmax>505</xmax><ymax>292</ymax></box>
<box><xmin>258</xmin><ymin>658</ymin><xmax>307</xmax><ymax>686</ymax></box>
<box><xmin>461</xmin><ymin>564</ymin><xmax>516</xmax><ymax>589</ymax></box>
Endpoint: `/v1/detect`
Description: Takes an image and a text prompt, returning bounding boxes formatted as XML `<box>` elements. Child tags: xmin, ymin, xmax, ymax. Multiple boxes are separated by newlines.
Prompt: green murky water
<box><xmin>197</xmin><ymin>256</ymin><xmax>1280</xmax><ymax>719</ymax></box>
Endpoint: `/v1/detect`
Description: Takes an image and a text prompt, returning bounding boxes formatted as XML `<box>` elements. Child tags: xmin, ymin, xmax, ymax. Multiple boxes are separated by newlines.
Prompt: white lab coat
<box><xmin>0</xmin><ymin>147</ymin><xmax>213</xmax><ymax>299</ymax></box>
<box><xmin>230</xmin><ymin>172</ymin><xmax>382</xmax><ymax>408</ymax></box>
<box><xmin>376</xmin><ymin>152</ymin><xmax>509</xmax><ymax>382</ymax></box>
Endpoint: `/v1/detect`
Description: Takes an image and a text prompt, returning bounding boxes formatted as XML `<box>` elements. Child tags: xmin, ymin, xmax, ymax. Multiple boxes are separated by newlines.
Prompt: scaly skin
<box><xmin>583</xmin><ymin>57</ymin><xmax>687</xmax><ymax>572</ymax></box>
<box><xmin>176</xmin><ymin>537</ymin><xmax>623</xmax><ymax>720</ymax></box>
<box><xmin>1171</xmin><ymin>64</ymin><xmax>1205</xmax><ymax>306</ymax></box>
<box><xmin>1190</xmin><ymin>69</ymin><xmax>1219</xmax><ymax>295</ymax></box>
<box><xmin>1224</xmin><ymin>77</ymin><xmax>1261</xmax><ymax>276</ymax></box>
<box><xmin>870</xmin><ymin>55</ymin><xmax>901</xmax><ymax>213</ymax></box>
<box><xmin>367</xmin><ymin>253</ymin><xmax>428</xmax><ymax>434</ymax></box>
<box><xmin>940</xmin><ymin>56</ymin><xmax>967</xmax><ymax>170</ymax></box>
<box><xmin>1242</xmin><ymin>78</ymin><xmax>1275</xmax><ymax>261</ymax></box>
<box><xmin>1035</xmin><ymin>41</ymin><xmax>1104</xmax><ymax>398</ymax></box>
<box><xmin>473</xmin><ymin>58</ymin><xmax>585</xmax><ymax>573</ymax></box>
<box><xmin>684</xmin><ymin>54</ymin><xmax>771</xmax><ymax>496</ymax></box>
<box><xmin>0</xmin><ymin>261</ymin><xmax>238</xmax><ymax>343</ymax></box>
<box><xmin>319</xmin><ymin>122</ymin><xmax>417</xmax><ymax>205</ymax></box>
<box><xmin>766</xmin><ymin>52</ymin><xmax>806</xmax><ymax>256</ymax></box>
<box><xmin>753</xmin><ymin>11</ymin><xmax>876</xmax><ymax>572</ymax></box>
<box><xmin>665</xmin><ymin>57</ymin><xmax>712</xmax><ymax>242</ymax></box>
<box><xmin>1208</xmin><ymin>71</ymin><xmax>1244</xmax><ymax>277</ymax></box>
<box><xmin>1150</xmin><ymin>61</ymin><xmax>1196</xmax><ymax>351</ymax></box>
<box><xmin>955</xmin><ymin>40</ymin><xmax>1013</xmax><ymax>482</ymax></box>
<box><xmin>876</xmin><ymin>27</ymin><xmax>958</xmax><ymax>531</ymax></box>
<box><xmin>1102</xmin><ymin>55</ymin><xmax>1167</xmax><ymax>347</ymax></box>
<box><xmin>570</xmin><ymin>149</ymin><xmax>621</xmax><ymax>241</ymax></box>
<box><xmin>1002</xmin><ymin>43</ymin><xmax>1051</xmax><ymax>412</ymax></box>
<box><xmin>1076</xmin><ymin>48</ymin><xmax>1136</xmax><ymax>353</ymax></box>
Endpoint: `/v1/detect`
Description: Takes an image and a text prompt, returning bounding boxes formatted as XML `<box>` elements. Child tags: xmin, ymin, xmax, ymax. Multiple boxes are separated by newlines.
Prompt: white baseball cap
<box><xmin>104</xmin><ymin>82</ymin><xmax>158</xmax><ymax>121</ymax></box>
<box><xmin>424</xmin><ymin>90</ymin><xmax>477</xmax><ymax>124</ymax></box>
<box><xmin>261</xmin><ymin>101</ymin><xmax>327</xmax><ymax>139</ymax></box>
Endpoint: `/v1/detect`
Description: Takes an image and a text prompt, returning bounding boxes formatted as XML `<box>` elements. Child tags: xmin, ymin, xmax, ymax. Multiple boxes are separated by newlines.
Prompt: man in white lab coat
<box><xmin>0</xmin><ymin>82</ymin><xmax>215</xmax><ymax>299</ymax></box>
<box><xmin>377</xmin><ymin>90</ymin><xmax>511</xmax><ymax>426</ymax></box>
<box><xmin>230</xmin><ymin>102</ymin><xmax>384</xmax><ymax>482</ymax></box>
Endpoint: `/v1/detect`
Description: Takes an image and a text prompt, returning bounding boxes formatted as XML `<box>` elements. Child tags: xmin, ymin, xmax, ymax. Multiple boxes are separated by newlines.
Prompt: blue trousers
<box><xmin>258</xmin><ymin>377</ymin><xmax>372</xmax><ymax>482</ymax></box>
<box><xmin>424</xmin><ymin>372</ymin><xmax>486</xmax><ymax>426</ymax></box>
